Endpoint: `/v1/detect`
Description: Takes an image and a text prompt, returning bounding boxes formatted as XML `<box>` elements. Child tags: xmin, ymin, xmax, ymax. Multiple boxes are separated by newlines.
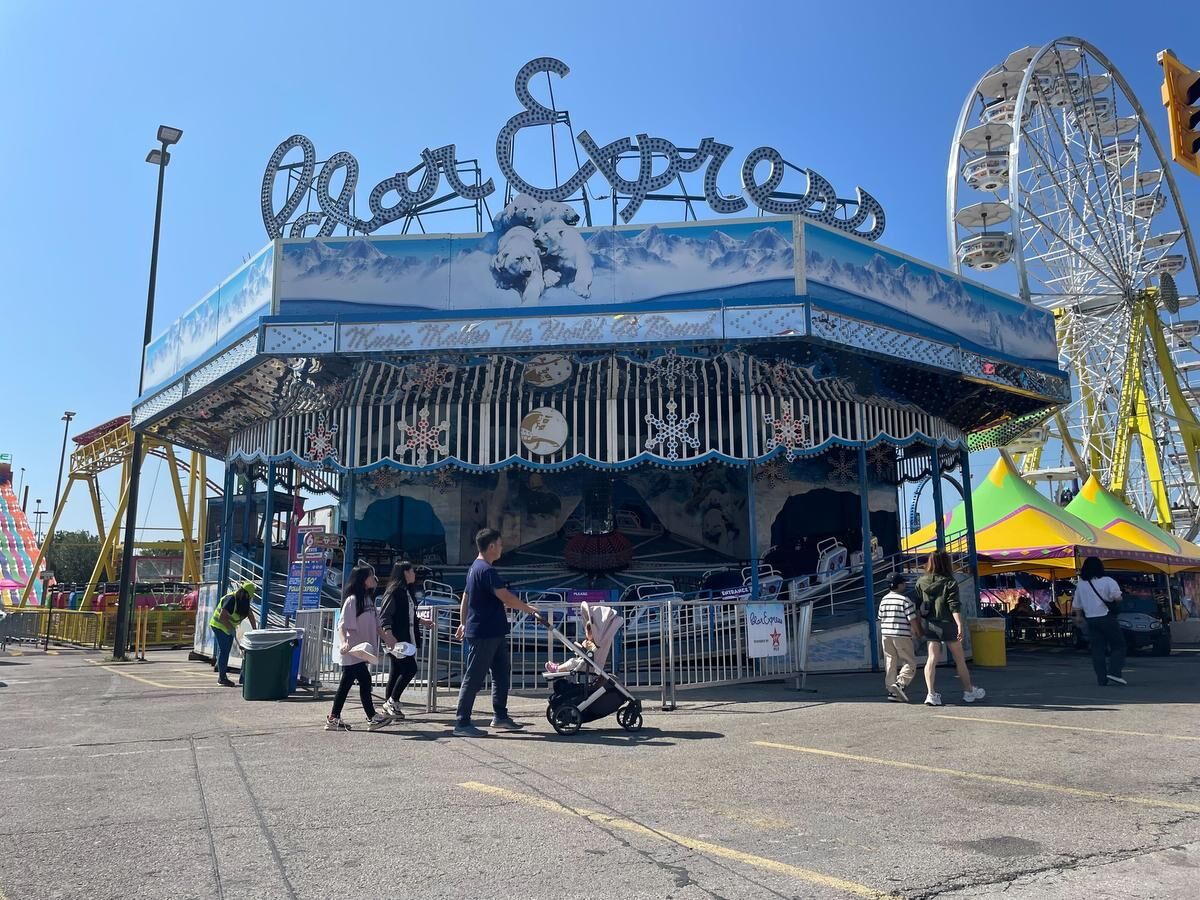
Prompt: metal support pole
<box><xmin>112</xmin><ymin>146</ymin><xmax>169</xmax><ymax>662</ymax></box>
<box><xmin>858</xmin><ymin>444</ymin><xmax>879</xmax><ymax>671</ymax></box>
<box><xmin>242</xmin><ymin>472</ymin><xmax>255</xmax><ymax>559</ymax></box>
<box><xmin>746</xmin><ymin>462</ymin><xmax>759</xmax><ymax>599</ymax></box>
<box><xmin>218</xmin><ymin>462</ymin><xmax>235</xmax><ymax>594</ymax></box>
<box><xmin>52</xmin><ymin>413</ymin><xmax>75</xmax><ymax>519</ymax></box>
<box><xmin>342</xmin><ymin>470</ymin><xmax>358</xmax><ymax>586</ymax></box>
<box><xmin>259</xmin><ymin>462</ymin><xmax>276</xmax><ymax>625</ymax></box>
<box><xmin>961</xmin><ymin>450</ymin><xmax>980</xmax><ymax>607</ymax></box>
<box><xmin>930</xmin><ymin>445</ymin><xmax>947</xmax><ymax>553</ymax></box>
<box><xmin>741</xmin><ymin>352</ymin><xmax>759</xmax><ymax>599</ymax></box>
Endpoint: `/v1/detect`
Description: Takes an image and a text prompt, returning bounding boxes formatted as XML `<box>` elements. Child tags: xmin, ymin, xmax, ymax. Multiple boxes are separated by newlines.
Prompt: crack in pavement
<box><xmin>226</xmin><ymin>736</ymin><xmax>300</xmax><ymax>900</ymax></box>
<box><xmin>911</xmin><ymin>830</ymin><xmax>1200</xmax><ymax>899</ymax></box>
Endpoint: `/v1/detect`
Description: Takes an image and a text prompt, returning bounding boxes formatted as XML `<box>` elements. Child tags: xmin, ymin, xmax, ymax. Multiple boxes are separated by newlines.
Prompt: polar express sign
<box><xmin>261</xmin><ymin>57</ymin><xmax>885</xmax><ymax>241</ymax></box>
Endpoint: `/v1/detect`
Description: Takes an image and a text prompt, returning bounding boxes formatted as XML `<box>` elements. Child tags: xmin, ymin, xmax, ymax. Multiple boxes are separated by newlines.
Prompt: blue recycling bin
<box><xmin>288</xmin><ymin>634</ymin><xmax>304</xmax><ymax>693</ymax></box>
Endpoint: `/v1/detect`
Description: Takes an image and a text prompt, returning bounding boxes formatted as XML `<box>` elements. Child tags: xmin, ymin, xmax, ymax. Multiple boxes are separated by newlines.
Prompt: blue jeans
<box><xmin>212</xmin><ymin>628</ymin><xmax>234</xmax><ymax>682</ymax></box>
<box><xmin>455</xmin><ymin>636</ymin><xmax>511</xmax><ymax>725</ymax></box>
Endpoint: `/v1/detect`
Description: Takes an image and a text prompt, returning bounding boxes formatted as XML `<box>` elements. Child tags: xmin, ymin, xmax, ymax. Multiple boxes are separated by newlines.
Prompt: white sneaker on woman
<box><xmin>382</xmin><ymin>699</ymin><xmax>405</xmax><ymax>720</ymax></box>
<box><xmin>963</xmin><ymin>686</ymin><xmax>986</xmax><ymax>703</ymax></box>
<box><xmin>924</xmin><ymin>692</ymin><xmax>943</xmax><ymax>706</ymax></box>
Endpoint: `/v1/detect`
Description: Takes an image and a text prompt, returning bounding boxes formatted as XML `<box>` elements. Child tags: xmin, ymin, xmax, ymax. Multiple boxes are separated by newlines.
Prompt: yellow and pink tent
<box><xmin>904</xmin><ymin>455</ymin><xmax>1186</xmax><ymax>574</ymax></box>
<box><xmin>1065</xmin><ymin>476</ymin><xmax>1200</xmax><ymax>573</ymax></box>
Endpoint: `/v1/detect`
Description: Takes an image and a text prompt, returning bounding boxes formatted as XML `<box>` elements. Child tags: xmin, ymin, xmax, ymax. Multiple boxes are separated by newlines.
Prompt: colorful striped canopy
<box><xmin>904</xmin><ymin>455</ymin><xmax>1186</xmax><ymax>574</ymax></box>
<box><xmin>1065</xmin><ymin>476</ymin><xmax>1200</xmax><ymax>572</ymax></box>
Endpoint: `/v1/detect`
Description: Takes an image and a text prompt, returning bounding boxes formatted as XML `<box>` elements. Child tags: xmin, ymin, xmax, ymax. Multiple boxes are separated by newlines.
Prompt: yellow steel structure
<box><xmin>1104</xmin><ymin>289</ymin><xmax>1200</xmax><ymax>531</ymax></box>
<box><xmin>19</xmin><ymin>422</ymin><xmax>215</xmax><ymax>608</ymax></box>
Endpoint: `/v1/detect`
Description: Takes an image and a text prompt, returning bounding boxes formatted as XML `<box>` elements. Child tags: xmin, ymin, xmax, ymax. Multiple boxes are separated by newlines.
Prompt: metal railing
<box><xmin>131</xmin><ymin>608</ymin><xmax>197</xmax><ymax>658</ymax></box>
<box><xmin>0</xmin><ymin>609</ymin><xmax>104</xmax><ymax>649</ymax></box>
<box><xmin>291</xmin><ymin>589</ymin><xmax>815</xmax><ymax>713</ymax></box>
<box><xmin>294</xmin><ymin>607</ymin><xmax>439</xmax><ymax>711</ymax></box>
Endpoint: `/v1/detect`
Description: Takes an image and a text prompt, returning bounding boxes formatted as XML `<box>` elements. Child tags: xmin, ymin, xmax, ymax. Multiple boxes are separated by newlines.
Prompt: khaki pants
<box><xmin>882</xmin><ymin>634</ymin><xmax>916</xmax><ymax>689</ymax></box>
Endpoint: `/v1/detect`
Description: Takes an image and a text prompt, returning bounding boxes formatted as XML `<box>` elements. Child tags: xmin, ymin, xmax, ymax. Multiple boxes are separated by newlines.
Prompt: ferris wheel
<box><xmin>948</xmin><ymin>36</ymin><xmax>1200</xmax><ymax>538</ymax></box>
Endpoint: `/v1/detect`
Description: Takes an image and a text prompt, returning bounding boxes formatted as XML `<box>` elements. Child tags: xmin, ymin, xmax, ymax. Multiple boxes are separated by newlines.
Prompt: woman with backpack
<box><xmin>1072</xmin><ymin>556</ymin><xmax>1126</xmax><ymax>686</ymax></box>
<box><xmin>916</xmin><ymin>551</ymin><xmax>985</xmax><ymax>707</ymax></box>
<box><xmin>379</xmin><ymin>561</ymin><xmax>424</xmax><ymax>720</ymax></box>
<box><xmin>325</xmin><ymin>564</ymin><xmax>391</xmax><ymax>732</ymax></box>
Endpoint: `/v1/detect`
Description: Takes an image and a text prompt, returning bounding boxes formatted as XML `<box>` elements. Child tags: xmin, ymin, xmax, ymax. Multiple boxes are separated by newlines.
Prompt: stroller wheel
<box><xmin>551</xmin><ymin>705</ymin><xmax>582</xmax><ymax>735</ymax></box>
<box><xmin>618</xmin><ymin>702</ymin><xmax>643</xmax><ymax>732</ymax></box>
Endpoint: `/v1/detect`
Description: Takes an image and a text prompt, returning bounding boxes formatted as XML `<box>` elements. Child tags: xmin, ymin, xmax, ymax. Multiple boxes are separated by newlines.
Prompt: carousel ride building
<box><xmin>130</xmin><ymin>59</ymin><xmax>1069</xmax><ymax>665</ymax></box>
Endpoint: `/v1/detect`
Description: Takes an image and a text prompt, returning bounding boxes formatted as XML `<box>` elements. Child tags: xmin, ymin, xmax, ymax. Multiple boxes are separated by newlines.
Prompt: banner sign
<box><xmin>283</xmin><ymin>559</ymin><xmax>326</xmax><ymax>616</ymax></box>
<box><xmin>745</xmin><ymin>603</ymin><xmax>787</xmax><ymax>658</ymax></box>
<box><xmin>298</xmin><ymin>525</ymin><xmax>341</xmax><ymax>558</ymax></box>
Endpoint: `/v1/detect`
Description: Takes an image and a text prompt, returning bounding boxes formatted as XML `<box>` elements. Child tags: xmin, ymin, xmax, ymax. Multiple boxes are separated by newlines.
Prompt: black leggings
<box><xmin>331</xmin><ymin>662</ymin><xmax>376</xmax><ymax>719</ymax></box>
<box><xmin>386</xmin><ymin>653</ymin><xmax>418</xmax><ymax>703</ymax></box>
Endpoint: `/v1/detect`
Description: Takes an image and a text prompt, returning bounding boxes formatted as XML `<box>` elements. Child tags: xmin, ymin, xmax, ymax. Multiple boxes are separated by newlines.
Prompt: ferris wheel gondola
<box><xmin>948</xmin><ymin>37</ymin><xmax>1200</xmax><ymax>538</ymax></box>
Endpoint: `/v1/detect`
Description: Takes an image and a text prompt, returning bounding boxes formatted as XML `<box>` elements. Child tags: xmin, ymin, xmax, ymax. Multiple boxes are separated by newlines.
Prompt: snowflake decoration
<box><xmin>304</xmin><ymin>413</ymin><xmax>339</xmax><ymax>463</ymax></box>
<box><xmin>645</xmin><ymin>349</ymin><xmax>698</xmax><ymax>391</ymax></box>
<box><xmin>868</xmin><ymin>444</ymin><xmax>896</xmax><ymax>480</ymax></box>
<box><xmin>763</xmin><ymin>406</ymin><xmax>812</xmax><ymax>462</ymax></box>
<box><xmin>644</xmin><ymin>400</ymin><xmax>700</xmax><ymax>461</ymax></box>
<box><xmin>364</xmin><ymin>466</ymin><xmax>403</xmax><ymax>495</ymax></box>
<box><xmin>402</xmin><ymin>360</ymin><xmax>456</xmax><ymax>397</ymax></box>
<box><xmin>754</xmin><ymin>456</ymin><xmax>790</xmax><ymax>489</ymax></box>
<box><xmin>430</xmin><ymin>467</ymin><xmax>456</xmax><ymax>494</ymax></box>
<box><xmin>769</xmin><ymin>360</ymin><xmax>795</xmax><ymax>390</ymax></box>
<box><xmin>397</xmin><ymin>407</ymin><xmax>449</xmax><ymax>466</ymax></box>
<box><xmin>826</xmin><ymin>450</ymin><xmax>858</xmax><ymax>485</ymax></box>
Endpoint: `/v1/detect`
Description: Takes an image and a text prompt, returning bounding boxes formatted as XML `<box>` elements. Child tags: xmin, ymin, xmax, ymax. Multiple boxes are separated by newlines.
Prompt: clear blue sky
<box><xmin>2</xmin><ymin>1</ymin><xmax>1198</xmax><ymax>536</ymax></box>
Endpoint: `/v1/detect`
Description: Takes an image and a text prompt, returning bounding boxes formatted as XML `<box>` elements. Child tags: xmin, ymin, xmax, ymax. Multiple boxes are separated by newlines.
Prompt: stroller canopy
<box><xmin>579</xmin><ymin>601</ymin><xmax>623</xmax><ymax>669</ymax></box>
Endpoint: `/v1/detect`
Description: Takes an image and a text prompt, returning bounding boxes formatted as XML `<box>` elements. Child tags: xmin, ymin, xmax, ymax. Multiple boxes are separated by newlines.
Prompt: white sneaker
<box><xmin>324</xmin><ymin>716</ymin><xmax>351</xmax><ymax>732</ymax></box>
<box><xmin>1106</xmin><ymin>675</ymin><xmax>1127</xmax><ymax>686</ymax></box>
<box><xmin>963</xmin><ymin>686</ymin><xmax>986</xmax><ymax>703</ymax></box>
<box><xmin>367</xmin><ymin>713</ymin><xmax>391</xmax><ymax>731</ymax></box>
<box><xmin>924</xmin><ymin>692</ymin><xmax>943</xmax><ymax>707</ymax></box>
<box><xmin>382</xmin><ymin>699</ymin><xmax>405</xmax><ymax>720</ymax></box>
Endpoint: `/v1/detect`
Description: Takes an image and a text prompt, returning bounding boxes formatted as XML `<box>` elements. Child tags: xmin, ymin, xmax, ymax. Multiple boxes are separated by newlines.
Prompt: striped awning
<box><xmin>229</xmin><ymin>350</ymin><xmax>962</xmax><ymax>471</ymax></box>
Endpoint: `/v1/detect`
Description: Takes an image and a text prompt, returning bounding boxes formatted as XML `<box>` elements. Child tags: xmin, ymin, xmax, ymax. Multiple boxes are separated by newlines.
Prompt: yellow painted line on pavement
<box><xmin>460</xmin><ymin>781</ymin><xmax>898</xmax><ymax>899</ymax></box>
<box><xmin>753</xmin><ymin>742</ymin><xmax>1200</xmax><ymax>814</ymax></box>
<box><xmin>934</xmin><ymin>714</ymin><xmax>1200</xmax><ymax>743</ymax></box>
<box><xmin>86</xmin><ymin>659</ymin><xmax>220</xmax><ymax>690</ymax></box>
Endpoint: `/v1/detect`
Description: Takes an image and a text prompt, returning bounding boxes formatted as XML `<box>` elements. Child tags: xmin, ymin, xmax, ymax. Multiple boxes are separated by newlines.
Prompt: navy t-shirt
<box><xmin>464</xmin><ymin>558</ymin><xmax>509</xmax><ymax>639</ymax></box>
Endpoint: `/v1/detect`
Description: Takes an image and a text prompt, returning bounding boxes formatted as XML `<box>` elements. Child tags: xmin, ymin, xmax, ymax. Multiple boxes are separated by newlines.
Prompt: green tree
<box><xmin>45</xmin><ymin>530</ymin><xmax>102</xmax><ymax>584</ymax></box>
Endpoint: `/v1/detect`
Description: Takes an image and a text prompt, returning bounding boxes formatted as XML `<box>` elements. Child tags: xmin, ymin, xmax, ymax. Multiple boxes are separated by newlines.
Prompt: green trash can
<box><xmin>240</xmin><ymin>629</ymin><xmax>302</xmax><ymax>700</ymax></box>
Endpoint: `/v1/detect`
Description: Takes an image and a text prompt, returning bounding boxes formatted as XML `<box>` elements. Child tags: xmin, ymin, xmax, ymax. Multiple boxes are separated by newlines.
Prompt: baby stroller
<box><xmin>538</xmin><ymin>602</ymin><xmax>643</xmax><ymax>734</ymax></box>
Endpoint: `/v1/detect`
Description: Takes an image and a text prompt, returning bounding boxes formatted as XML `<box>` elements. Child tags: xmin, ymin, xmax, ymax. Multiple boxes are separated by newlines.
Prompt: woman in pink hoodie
<box><xmin>325</xmin><ymin>565</ymin><xmax>390</xmax><ymax>732</ymax></box>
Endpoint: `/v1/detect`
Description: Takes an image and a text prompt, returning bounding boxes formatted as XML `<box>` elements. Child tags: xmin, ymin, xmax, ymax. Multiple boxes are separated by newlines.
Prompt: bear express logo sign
<box><xmin>261</xmin><ymin>57</ymin><xmax>885</xmax><ymax>242</ymax></box>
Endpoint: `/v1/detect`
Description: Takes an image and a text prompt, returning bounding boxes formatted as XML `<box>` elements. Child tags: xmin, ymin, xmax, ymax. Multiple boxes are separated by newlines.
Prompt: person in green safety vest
<box><xmin>210</xmin><ymin>582</ymin><xmax>258</xmax><ymax>687</ymax></box>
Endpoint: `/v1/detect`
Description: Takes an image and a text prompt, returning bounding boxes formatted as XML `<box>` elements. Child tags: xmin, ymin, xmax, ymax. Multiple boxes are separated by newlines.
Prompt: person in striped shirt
<box><xmin>878</xmin><ymin>574</ymin><xmax>921</xmax><ymax>702</ymax></box>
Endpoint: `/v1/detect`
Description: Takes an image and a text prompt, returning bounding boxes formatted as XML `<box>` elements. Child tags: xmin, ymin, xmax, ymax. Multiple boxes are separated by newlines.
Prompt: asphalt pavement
<box><xmin>1</xmin><ymin>644</ymin><xmax>1199</xmax><ymax>899</ymax></box>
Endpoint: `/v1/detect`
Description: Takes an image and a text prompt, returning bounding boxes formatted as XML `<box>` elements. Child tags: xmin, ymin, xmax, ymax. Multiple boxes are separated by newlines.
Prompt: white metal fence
<box><xmin>292</xmin><ymin>591</ymin><xmax>814</xmax><ymax>712</ymax></box>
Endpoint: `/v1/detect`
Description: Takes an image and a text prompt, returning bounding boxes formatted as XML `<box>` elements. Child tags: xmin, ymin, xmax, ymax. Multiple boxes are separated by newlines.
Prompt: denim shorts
<box><xmin>924</xmin><ymin>618</ymin><xmax>959</xmax><ymax>643</ymax></box>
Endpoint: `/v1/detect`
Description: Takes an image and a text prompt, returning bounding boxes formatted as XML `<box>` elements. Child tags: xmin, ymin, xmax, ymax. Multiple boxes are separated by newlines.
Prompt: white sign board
<box><xmin>745</xmin><ymin>603</ymin><xmax>787</xmax><ymax>658</ymax></box>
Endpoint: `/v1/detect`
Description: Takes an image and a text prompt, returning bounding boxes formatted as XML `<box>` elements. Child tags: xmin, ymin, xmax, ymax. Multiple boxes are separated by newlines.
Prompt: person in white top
<box><xmin>1071</xmin><ymin>556</ymin><xmax>1126</xmax><ymax>687</ymax></box>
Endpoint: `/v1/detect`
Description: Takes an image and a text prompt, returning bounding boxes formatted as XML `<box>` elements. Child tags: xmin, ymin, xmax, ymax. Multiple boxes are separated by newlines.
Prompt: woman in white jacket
<box><xmin>325</xmin><ymin>565</ymin><xmax>390</xmax><ymax>731</ymax></box>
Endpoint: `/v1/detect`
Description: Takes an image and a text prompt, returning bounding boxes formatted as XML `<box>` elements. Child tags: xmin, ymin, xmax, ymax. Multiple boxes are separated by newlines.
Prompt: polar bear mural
<box><xmin>534</xmin><ymin>220</ymin><xmax>593</xmax><ymax>298</ymax></box>
<box><xmin>490</xmin><ymin>225</ymin><xmax>545</xmax><ymax>305</ymax></box>
<box><xmin>489</xmin><ymin>194</ymin><xmax>591</xmax><ymax>303</ymax></box>
<box><xmin>493</xmin><ymin>195</ymin><xmax>581</xmax><ymax>232</ymax></box>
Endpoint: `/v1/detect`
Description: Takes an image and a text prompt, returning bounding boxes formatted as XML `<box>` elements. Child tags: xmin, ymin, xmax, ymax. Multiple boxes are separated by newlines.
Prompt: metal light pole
<box><xmin>52</xmin><ymin>412</ymin><xmax>76</xmax><ymax>516</ymax></box>
<box><xmin>112</xmin><ymin>125</ymin><xmax>182</xmax><ymax>661</ymax></box>
<box><xmin>17</xmin><ymin>466</ymin><xmax>25</xmax><ymax>499</ymax></box>
<box><xmin>33</xmin><ymin>499</ymin><xmax>45</xmax><ymax>544</ymax></box>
